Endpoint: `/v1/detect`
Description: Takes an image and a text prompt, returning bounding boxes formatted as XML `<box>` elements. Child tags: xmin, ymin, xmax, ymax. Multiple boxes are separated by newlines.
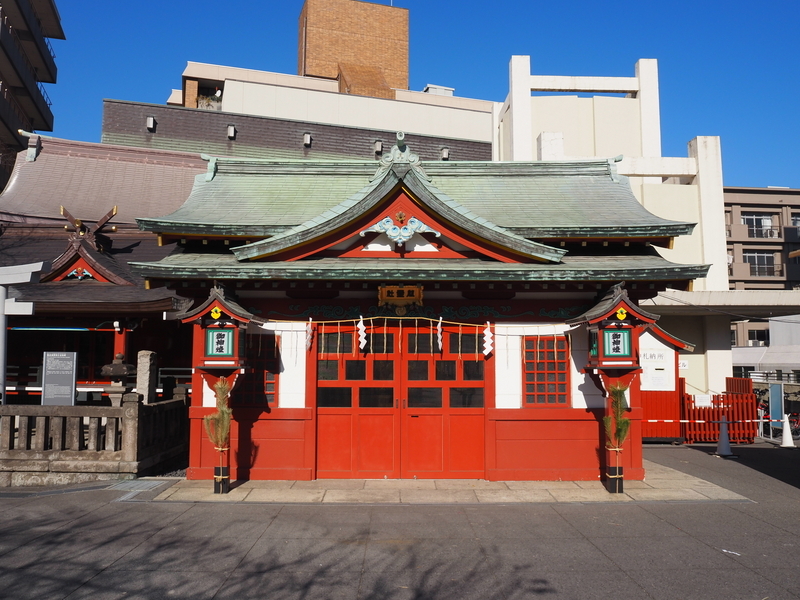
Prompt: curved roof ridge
<box><xmin>231</xmin><ymin>164</ymin><xmax>565</xmax><ymax>263</ymax></box>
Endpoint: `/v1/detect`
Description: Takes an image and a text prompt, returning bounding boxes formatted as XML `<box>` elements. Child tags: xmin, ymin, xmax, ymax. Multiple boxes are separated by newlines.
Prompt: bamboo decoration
<box><xmin>204</xmin><ymin>376</ymin><xmax>232</xmax><ymax>493</ymax></box>
<box><xmin>603</xmin><ymin>383</ymin><xmax>631</xmax><ymax>493</ymax></box>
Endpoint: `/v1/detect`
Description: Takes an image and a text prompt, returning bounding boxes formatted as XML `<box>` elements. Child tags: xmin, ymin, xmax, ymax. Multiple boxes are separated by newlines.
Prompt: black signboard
<box><xmin>42</xmin><ymin>352</ymin><xmax>77</xmax><ymax>406</ymax></box>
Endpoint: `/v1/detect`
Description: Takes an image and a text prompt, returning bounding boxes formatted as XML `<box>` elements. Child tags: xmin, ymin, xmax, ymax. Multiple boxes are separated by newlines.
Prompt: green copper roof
<box><xmin>131</xmin><ymin>252</ymin><xmax>709</xmax><ymax>283</ymax></box>
<box><xmin>137</xmin><ymin>146</ymin><xmax>693</xmax><ymax>241</ymax></box>
<box><xmin>230</xmin><ymin>155</ymin><xmax>566</xmax><ymax>263</ymax></box>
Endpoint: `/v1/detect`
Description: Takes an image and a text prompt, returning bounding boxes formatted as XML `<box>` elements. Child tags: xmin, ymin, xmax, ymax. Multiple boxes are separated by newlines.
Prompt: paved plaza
<box><xmin>0</xmin><ymin>443</ymin><xmax>799</xmax><ymax>599</ymax></box>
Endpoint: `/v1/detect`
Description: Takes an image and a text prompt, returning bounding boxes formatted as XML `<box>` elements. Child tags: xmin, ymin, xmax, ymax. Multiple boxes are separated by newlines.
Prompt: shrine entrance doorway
<box><xmin>314</xmin><ymin>321</ymin><xmax>489</xmax><ymax>479</ymax></box>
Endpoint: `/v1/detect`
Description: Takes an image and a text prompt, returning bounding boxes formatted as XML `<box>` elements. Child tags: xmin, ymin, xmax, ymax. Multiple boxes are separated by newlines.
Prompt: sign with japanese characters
<box><xmin>42</xmin><ymin>352</ymin><xmax>77</xmax><ymax>406</ymax></box>
<box><xmin>603</xmin><ymin>329</ymin><xmax>631</xmax><ymax>357</ymax></box>
<box><xmin>378</xmin><ymin>285</ymin><xmax>424</xmax><ymax>315</ymax></box>
<box><xmin>206</xmin><ymin>329</ymin><xmax>233</xmax><ymax>357</ymax></box>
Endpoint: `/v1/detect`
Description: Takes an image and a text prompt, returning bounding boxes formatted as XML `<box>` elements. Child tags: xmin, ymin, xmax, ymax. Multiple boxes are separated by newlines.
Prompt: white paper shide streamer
<box><xmin>482</xmin><ymin>321</ymin><xmax>493</xmax><ymax>356</ymax></box>
<box><xmin>436</xmin><ymin>317</ymin><xmax>443</xmax><ymax>352</ymax></box>
<box><xmin>357</xmin><ymin>316</ymin><xmax>367</xmax><ymax>350</ymax></box>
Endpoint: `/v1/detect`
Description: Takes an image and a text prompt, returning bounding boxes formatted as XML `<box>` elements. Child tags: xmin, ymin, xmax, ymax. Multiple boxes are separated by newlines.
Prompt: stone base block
<box><xmin>10</xmin><ymin>472</ymin><xmax>125</xmax><ymax>487</ymax></box>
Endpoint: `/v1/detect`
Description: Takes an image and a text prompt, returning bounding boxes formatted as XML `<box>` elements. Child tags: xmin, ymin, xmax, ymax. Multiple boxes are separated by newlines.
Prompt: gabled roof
<box><xmin>44</xmin><ymin>237</ymin><xmax>136</xmax><ymax>286</ymax></box>
<box><xmin>174</xmin><ymin>285</ymin><xmax>256</xmax><ymax>323</ymax></box>
<box><xmin>567</xmin><ymin>282</ymin><xmax>694</xmax><ymax>351</ymax></box>
<box><xmin>0</xmin><ymin>134</ymin><xmax>206</xmax><ymax>226</ymax></box>
<box><xmin>229</xmin><ymin>142</ymin><xmax>565</xmax><ymax>263</ymax></box>
<box><xmin>136</xmin><ymin>138</ymin><xmax>693</xmax><ymax>241</ymax></box>
<box><xmin>567</xmin><ymin>282</ymin><xmax>660</xmax><ymax>325</ymax></box>
<box><xmin>0</xmin><ymin>228</ymin><xmax>189</xmax><ymax>312</ymax></box>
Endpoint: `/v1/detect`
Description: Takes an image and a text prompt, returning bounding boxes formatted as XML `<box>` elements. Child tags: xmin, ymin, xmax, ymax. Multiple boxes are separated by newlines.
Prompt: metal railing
<box><xmin>0</xmin><ymin>9</ymin><xmax>52</xmax><ymax>107</ymax></box>
<box><xmin>748</xmin><ymin>263</ymin><xmax>782</xmax><ymax>277</ymax></box>
<box><xmin>0</xmin><ymin>79</ymin><xmax>32</xmax><ymax>131</ymax></box>
<box><xmin>747</xmin><ymin>226</ymin><xmax>781</xmax><ymax>239</ymax></box>
<box><xmin>750</xmin><ymin>371</ymin><xmax>800</xmax><ymax>384</ymax></box>
<box><xmin>25</xmin><ymin>0</ymin><xmax>57</xmax><ymax>60</ymax></box>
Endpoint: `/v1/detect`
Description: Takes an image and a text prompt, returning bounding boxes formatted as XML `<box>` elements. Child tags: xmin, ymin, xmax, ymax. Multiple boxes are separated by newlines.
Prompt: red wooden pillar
<box><xmin>113</xmin><ymin>329</ymin><xmax>128</xmax><ymax>360</ymax></box>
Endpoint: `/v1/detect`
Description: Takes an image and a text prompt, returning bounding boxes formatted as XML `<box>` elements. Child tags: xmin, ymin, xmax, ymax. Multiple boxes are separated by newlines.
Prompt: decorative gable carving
<box><xmin>359</xmin><ymin>215</ymin><xmax>441</xmax><ymax>248</ymax></box>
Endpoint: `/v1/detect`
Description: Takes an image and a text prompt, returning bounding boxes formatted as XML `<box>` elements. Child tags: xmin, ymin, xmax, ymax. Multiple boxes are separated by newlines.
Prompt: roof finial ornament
<box><xmin>371</xmin><ymin>131</ymin><xmax>431</xmax><ymax>183</ymax></box>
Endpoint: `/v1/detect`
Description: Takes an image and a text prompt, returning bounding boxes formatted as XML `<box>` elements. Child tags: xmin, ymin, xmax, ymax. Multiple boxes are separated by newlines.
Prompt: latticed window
<box><xmin>523</xmin><ymin>336</ymin><xmax>570</xmax><ymax>406</ymax></box>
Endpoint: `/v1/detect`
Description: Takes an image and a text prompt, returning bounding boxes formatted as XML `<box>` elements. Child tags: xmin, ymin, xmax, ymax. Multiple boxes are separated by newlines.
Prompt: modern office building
<box><xmin>0</xmin><ymin>0</ymin><xmax>64</xmax><ymax>187</ymax></box>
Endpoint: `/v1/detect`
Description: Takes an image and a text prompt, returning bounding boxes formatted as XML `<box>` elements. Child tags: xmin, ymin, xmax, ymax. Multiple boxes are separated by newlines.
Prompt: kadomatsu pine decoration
<box><xmin>603</xmin><ymin>383</ymin><xmax>631</xmax><ymax>493</ymax></box>
<box><xmin>204</xmin><ymin>376</ymin><xmax>232</xmax><ymax>493</ymax></box>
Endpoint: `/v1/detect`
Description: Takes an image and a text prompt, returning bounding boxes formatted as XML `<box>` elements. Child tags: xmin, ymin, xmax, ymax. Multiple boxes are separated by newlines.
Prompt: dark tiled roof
<box><xmin>0</xmin><ymin>135</ymin><xmax>206</xmax><ymax>226</ymax></box>
<box><xmin>0</xmin><ymin>228</ymin><xmax>189</xmax><ymax>310</ymax></box>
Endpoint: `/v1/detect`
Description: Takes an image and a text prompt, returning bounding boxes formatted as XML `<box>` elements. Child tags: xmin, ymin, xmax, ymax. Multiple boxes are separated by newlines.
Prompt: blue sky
<box><xmin>48</xmin><ymin>0</ymin><xmax>799</xmax><ymax>188</ymax></box>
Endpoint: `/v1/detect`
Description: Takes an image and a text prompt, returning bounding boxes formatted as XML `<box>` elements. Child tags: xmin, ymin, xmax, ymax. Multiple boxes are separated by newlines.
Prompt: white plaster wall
<box><xmin>655</xmin><ymin>315</ymin><xmax>731</xmax><ymax>395</ymax></box>
<box><xmin>258</xmin><ymin>322</ymin><xmax>309</xmax><ymax>409</ymax></box>
<box><xmin>202</xmin><ymin>377</ymin><xmax>216</xmax><ymax>408</ymax></box>
<box><xmin>493</xmin><ymin>323</ymin><xmax>603</xmax><ymax>409</ymax></box>
<box><xmin>639</xmin><ymin>330</ymin><xmax>676</xmax><ymax>392</ymax></box>
<box><xmin>567</xmin><ymin>324</ymin><xmax>605</xmax><ymax>409</ymax></box>
<box><xmin>223</xmin><ymin>80</ymin><xmax>494</xmax><ymax>143</ymax></box>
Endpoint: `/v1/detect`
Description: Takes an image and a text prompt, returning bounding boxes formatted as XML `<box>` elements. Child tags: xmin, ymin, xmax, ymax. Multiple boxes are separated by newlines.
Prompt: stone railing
<box><xmin>0</xmin><ymin>392</ymin><xmax>188</xmax><ymax>487</ymax></box>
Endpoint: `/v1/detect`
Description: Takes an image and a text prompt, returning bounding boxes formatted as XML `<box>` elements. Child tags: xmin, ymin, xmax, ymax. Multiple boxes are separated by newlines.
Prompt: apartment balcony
<box><xmin>729</xmin><ymin>262</ymin><xmax>784</xmax><ymax>280</ymax></box>
<box><xmin>747</xmin><ymin>226</ymin><xmax>781</xmax><ymax>239</ymax></box>
<box><xmin>7</xmin><ymin>0</ymin><xmax>59</xmax><ymax>83</ymax></box>
<box><xmin>0</xmin><ymin>6</ymin><xmax>53</xmax><ymax>131</ymax></box>
<box><xmin>0</xmin><ymin>78</ymin><xmax>30</xmax><ymax>146</ymax></box>
<box><xmin>727</xmin><ymin>223</ymin><xmax>784</xmax><ymax>241</ymax></box>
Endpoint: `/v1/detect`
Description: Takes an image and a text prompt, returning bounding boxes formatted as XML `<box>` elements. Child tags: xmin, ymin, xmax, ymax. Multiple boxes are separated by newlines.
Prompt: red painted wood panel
<box><xmin>641</xmin><ymin>389</ymin><xmax>681</xmax><ymax>439</ymax></box>
<box><xmin>449</xmin><ymin>414</ymin><xmax>484</xmax><ymax>473</ymax></box>
<box><xmin>358</xmin><ymin>413</ymin><xmax>398</xmax><ymax>474</ymax></box>
<box><xmin>187</xmin><ymin>407</ymin><xmax>314</xmax><ymax>480</ymax></box>
<box><xmin>317</xmin><ymin>413</ymin><xmax>352</xmax><ymax>473</ymax></box>
<box><xmin>405</xmin><ymin>414</ymin><xmax>444</xmax><ymax>474</ymax></box>
<box><xmin>485</xmin><ymin>407</ymin><xmax>644</xmax><ymax>481</ymax></box>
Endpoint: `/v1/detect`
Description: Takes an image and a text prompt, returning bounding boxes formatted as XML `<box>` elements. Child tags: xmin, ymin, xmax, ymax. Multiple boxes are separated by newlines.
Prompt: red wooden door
<box><xmin>315</xmin><ymin>322</ymin><xmax>487</xmax><ymax>479</ymax></box>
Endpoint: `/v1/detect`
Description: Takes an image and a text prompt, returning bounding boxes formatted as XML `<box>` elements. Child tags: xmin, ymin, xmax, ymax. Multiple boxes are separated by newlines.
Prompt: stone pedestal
<box><xmin>104</xmin><ymin>383</ymin><xmax>128</xmax><ymax>407</ymax></box>
<box><xmin>136</xmin><ymin>351</ymin><xmax>158</xmax><ymax>405</ymax></box>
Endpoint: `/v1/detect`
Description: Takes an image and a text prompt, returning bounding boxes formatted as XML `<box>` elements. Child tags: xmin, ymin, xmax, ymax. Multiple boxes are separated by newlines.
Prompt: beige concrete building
<box><xmin>722</xmin><ymin>187</ymin><xmax>800</xmax><ymax>380</ymax></box>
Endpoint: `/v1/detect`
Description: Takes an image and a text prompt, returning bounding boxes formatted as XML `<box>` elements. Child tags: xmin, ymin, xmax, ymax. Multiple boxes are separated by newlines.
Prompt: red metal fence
<box><xmin>681</xmin><ymin>379</ymin><xmax>758</xmax><ymax>443</ymax></box>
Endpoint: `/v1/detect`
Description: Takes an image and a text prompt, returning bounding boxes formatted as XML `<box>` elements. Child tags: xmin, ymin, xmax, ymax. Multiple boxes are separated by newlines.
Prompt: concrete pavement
<box><xmin>0</xmin><ymin>442</ymin><xmax>798</xmax><ymax>600</ymax></box>
<box><xmin>151</xmin><ymin>459</ymin><xmax>749</xmax><ymax>504</ymax></box>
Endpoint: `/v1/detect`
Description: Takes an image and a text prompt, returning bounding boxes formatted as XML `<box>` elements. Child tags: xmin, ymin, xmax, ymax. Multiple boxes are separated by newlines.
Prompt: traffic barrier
<box><xmin>715</xmin><ymin>415</ymin><xmax>735</xmax><ymax>457</ymax></box>
<box><xmin>780</xmin><ymin>415</ymin><xmax>797</xmax><ymax>449</ymax></box>
<box><xmin>682</xmin><ymin>392</ymin><xmax>758</xmax><ymax>444</ymax></box>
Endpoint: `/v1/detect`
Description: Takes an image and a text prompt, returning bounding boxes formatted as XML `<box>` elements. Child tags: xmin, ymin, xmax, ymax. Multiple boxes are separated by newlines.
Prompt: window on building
<box><xmin>741</xmin><ymin>213</ymin><xmax>779</xmax><ymax>238</ymax></box>
<box><xmin>792</xmin><ymin>213</ymin><xmax>800</xmax><ymax>227</ymax></box>
<box><xmin>733</xmin><ymin>366</ymin><xmax>755</xmax><ymax>379</ymax></box>
<box><xmin>743</xmin><ymin>250</ymin><xmax>777</xmax><ymax>276</ymax></box>
<box><xmin>523</xmin><ymin>336</ymin><xmax>570</xmax><ymax>406</ymax></box>
<box><xmin>747</xmin><ymin>329</ymin><xmax>770</xmax><ymax>347</ymax></box>
<box><xmin>730</xmin><ymin>329</ymin><xmax>736</xmax><ymax>347</ymax></box>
